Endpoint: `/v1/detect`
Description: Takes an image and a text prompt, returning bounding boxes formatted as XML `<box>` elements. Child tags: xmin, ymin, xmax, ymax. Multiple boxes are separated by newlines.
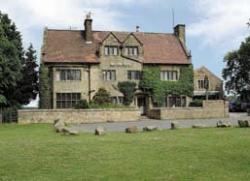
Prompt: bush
<box><xmin>118</xmin><ymin>81</ymin><xmax>136</xmax><ymax>106</ymax></box>
<box><xmin>75</xmin><ymin>99</ymin><xmax>89</xmax><ymax>109</ymax></box>
<box><xmin>189</xmin><ymin>99</ymin><xmax>203</xmax><ymax>107</ymax></box>
<box><xmin>238</xmin><ymin>120</ymin><xmax>250</xmax><ymax>127</ymax></box>
<box><xmin>92</xmin><ymin>88</ymin><xmax>111</xmax><ymax>105</ymax></box>
<box><xmin>88</xmin><ymin>102</ymin><xmax>127</xmax><ymax>109</ymax></box>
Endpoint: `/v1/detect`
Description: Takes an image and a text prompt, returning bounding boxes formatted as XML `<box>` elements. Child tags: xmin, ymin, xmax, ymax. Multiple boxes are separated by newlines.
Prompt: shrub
<box><xmin>92</xmin><ymin>88</ymin><xmax>111</xmax><ymax>105</ymax></box>
<box><xmin>75</xmin><ymin>99</ymin><xmax>89</xmax><ymax>109</ymax></box>
<box><xmin>118</xmin><ymin>81</ymin><xmax>136</xmax><ymax>106</ymax></box>
<box><xmin>189</xmin><ymin>99</ymin><xmax>203</xmax><ymax>107</ymax></box>
<box><xmin>88</xmin><ymin>102</ymin><xmax>127</xmax><ymax>109</ymax></box>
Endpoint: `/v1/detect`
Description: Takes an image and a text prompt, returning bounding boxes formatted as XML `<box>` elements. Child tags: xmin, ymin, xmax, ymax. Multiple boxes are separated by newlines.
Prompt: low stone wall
<box><xmin>18</xmin><ymin>108</ymin><xmax>140</xmax><ymax>124</ymax></box>
<box><xmin>148</xmin><ymin>100</ymin><xmax>229</xmax><ymax>120</ymax></box>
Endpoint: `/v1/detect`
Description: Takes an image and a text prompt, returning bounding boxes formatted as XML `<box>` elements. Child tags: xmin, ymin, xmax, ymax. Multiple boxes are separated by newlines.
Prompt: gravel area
<box><xmin>70</xmin><ymin>113</ymin><xmax>249</xmax><ymax>133</ymax></box>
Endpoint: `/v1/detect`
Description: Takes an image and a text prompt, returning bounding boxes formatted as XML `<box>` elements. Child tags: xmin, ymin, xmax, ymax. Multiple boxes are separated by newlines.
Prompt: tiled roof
<box><xmin>42</xmin><ymin>29</ymin><xmax>191</xmax><ymax>64</ymax></box>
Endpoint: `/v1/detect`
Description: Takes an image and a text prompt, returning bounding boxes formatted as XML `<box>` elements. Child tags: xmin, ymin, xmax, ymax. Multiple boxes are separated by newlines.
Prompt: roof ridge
<box><xmin>46</xmin><ymin>28</ymin><xmax>174</xmax><ymax>35</ymax></box>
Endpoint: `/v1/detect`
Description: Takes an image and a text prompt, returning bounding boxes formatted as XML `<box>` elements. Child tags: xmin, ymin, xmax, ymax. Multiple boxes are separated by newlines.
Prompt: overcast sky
<box><xmin>1</xmin><ymin>0</ymin><xmax>250</xmax><ymax>106</ymax></box>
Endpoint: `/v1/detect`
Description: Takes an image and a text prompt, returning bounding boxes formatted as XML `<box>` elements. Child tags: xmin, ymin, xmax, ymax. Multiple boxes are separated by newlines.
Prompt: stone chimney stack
<box><xmin>84</xmin><ymin>12</ymin><xmax>92</xmax><ymax>44</ymax></box>
<box><xmin>174</xmin><ymin>24</ymin><xmax>185</xmax><ymax>45</ymax></box>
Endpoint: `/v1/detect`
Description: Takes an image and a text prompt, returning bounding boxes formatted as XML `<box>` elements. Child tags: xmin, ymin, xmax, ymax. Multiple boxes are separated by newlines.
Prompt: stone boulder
<box><xmin>61</xmin><ymin>127</ymin><xmax>79</xmax><ymax>135</ymax></box>
<box><xmin>170</xmin><ymin>122</ymin><xmax>179</xmax><ymax>130</ymax></box>
<box><xmin>143</xmin><ymin>126</ymin><xmax>158</xmax><ymax>132</ymax></box>
<box><xmin>53</xmin><ymin>119</ymin><xmax>79</xmax><ymax>135</ymax></box>
<box><xmin>67</xmin><ymin>129</ymin><xmax>79</xmax><ymax>135</ymax></box>
<box><xmin>192</xmin><ymin>124</ymin><xmax>207</xmax><ymax>128</ymax></box>
<box><xmin>238</xmin><ymin>120</ymin><xmax>250</xmax><ymax>128</ymax></box>
<box><xmin>216</xmin><ymin>120</ymin><xmax>231</xmax><ymax>128</ymax></box>
<box><xmin>125</xmin><ymin>126</ymin><xmax>138</xmax><ymax>133</ymax></box>
<box><xmin>95</xmin><ymin>127</ymin><xmax>105</xmax><ymax>135</ymax></box>
<box><xmin>54</xmin><ymin>119</ymin><xmax>66</xmax><ymax>133</ymax></box>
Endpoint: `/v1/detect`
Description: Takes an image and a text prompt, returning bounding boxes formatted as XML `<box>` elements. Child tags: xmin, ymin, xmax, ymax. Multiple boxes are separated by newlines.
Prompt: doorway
<box><xmin>137</xmin><ymin>96</ymin><xmax>147</xmax><ymax>115</ymax></box>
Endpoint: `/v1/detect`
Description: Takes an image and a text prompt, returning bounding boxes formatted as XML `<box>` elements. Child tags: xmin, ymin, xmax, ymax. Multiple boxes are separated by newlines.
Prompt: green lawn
<box><xmin>0</xmin><ymin>124</ymin><xmax>250</xmax><ymax>181</ymax></box>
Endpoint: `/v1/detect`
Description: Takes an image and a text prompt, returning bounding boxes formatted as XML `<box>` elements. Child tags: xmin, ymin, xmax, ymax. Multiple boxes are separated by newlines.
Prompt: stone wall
<box><xmin>148</xmin><ymin>100</ymin><xmax>229</xmax><ymax>120</ymax></box>
<box><xmin>18</xmin><ymin>108</ymin><xmax>140</xmax><ymax>124</ymax></box>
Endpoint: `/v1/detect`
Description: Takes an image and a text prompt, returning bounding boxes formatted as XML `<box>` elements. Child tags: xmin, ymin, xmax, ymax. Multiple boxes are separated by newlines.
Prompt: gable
<box><xmin>101</xmin><ymin>32</ymin><xmax>121</xmax><ymax>46</ymax></box>
<box><xmin>195</xmin><ymin>66</ymin><xmax>222</xmax><ymax>82</ymax></box>
<box><xmin>122</xmin><ymin>33</ymin><xmax>143</xmax><ymax>46</ymax></box>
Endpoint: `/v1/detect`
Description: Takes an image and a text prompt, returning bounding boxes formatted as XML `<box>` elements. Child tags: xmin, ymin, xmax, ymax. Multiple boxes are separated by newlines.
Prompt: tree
<box><xmin>9</xmin><ymin>44</ymin><xmax>39</xmax><ymax>105</ymax></box>
<box><xmin>0</xmin><ymin>11</ymin><xmax>22</xmax><ymax>107</ymax></box>
<box><xmin>0</xmin><ymin>12</ymin><xmax>38</xmax><ymax>107</ymax></box>
<box><xmin>222</xmin><ymin>36</ymin><xmax>250</xmax><ymax>102</ymax></box>
<box><xmin>118</xmin><ymin>81</ymin><xmax>136</xmax><ymax>106</ymax></box>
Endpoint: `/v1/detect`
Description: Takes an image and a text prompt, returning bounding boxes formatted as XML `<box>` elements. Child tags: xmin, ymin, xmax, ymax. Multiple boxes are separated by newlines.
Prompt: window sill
<box><xmin>160</xmin><ymin>80</ymin><xmax>179</xmax><ymax>81</ymax></box>
<box><xmin>56</xmin><ymin>80</ymin><xmax>82</xmax><ymax>82</ymax></box>
<box><xmin>104</xmin><ymin>55</ymin><xmax>119</xmax><ymax>57</ymax></box>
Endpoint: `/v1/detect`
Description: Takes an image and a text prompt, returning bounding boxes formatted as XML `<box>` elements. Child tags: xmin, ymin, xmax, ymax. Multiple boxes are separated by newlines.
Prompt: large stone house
<box><xmin>193</xmin><ymin>66</ymin><xmax>223</xmax><ymax>100</ymax></box>
<box><xmin>40</xmin><ymin>14</ymin><xmax>192</xmax><ymax>114</ymax></box>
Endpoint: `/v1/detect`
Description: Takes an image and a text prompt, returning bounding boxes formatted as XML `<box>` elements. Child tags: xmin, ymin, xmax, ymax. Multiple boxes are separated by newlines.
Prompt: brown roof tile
<box><xmin>42</xmin><ymin>29</ymin><xmax>191</xmax><ymax>64</ymax></box>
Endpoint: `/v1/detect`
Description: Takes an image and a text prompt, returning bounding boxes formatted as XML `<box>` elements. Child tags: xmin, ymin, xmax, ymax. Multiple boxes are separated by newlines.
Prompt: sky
<box><xmin>1</xmin><ymin>0</ymin><xmax>250</xmax><ymax>106</ymax></box>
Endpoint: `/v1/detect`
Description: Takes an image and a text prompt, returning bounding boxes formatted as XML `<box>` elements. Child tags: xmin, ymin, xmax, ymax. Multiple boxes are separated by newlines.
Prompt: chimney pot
<box><xmin>136</xmin><ymin>25</ymin><xmax>140</xmax><ymax>32</ymax></box>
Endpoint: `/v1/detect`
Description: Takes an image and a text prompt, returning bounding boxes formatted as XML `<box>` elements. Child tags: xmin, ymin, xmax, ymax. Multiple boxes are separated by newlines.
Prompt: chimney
<box><xmin>136</xmin><ymin>25</ymin><xmax>140</xmax><ymax>32</ymax></box>
<box><xmin>174</xmin><ymin>24</ymin><xmax>185</xmax><ymax>45</ymax></box>
<box><xmin>84</xmin><ymin>12</ymin><xmax>92</xmax><ymax>44</ymax></box>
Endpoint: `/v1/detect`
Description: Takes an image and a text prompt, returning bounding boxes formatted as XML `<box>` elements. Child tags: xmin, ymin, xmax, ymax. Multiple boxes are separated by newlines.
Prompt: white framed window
<box><xmin>160</xmin><ymin>71</ymin><xmax>178</xmax><ymax>81</ymax></box>
<box><xmin>198</xmin><ymin>79</ymin><xmax>209</xmax><ymax>89</ymax></box>
<box><xmin>58</xmin><ymin>69</ymin><xmax>81</xmax><ymax>81</ymax></box>
<box><xmin>166</xmin><ymin>95</ymin><xmax>186</xmax><ymax>107</ymax></box>
<box><xmin>125</xmin><ymin>46</ymin><xmax>138</xmax><ymax>56</ymax></box>
<box><xmin>128</xmin><ymin>70</ymin><xmax>141</xmax><ymax>80</ymax></box>
<box><xmin>104</xmin><ymin>46</ymin><xmax>119</xmax><ymax>56</ymax></box>
<box><xmin>103</xmin><ymin>70</ymin><xmax>116</xmax><ymax>81</ymax></box>
<box><xmin>56</xmin><ymin>93</ymin><xmax>81</xmax><ymax>108</ymax></box>
<box><xmin>111</xmin><ymin>96</ymin><xmax>124</xmax><ymax>104</ymax></box>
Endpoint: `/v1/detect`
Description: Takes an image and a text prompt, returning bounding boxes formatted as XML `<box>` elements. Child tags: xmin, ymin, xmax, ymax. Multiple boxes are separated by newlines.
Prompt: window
<box><xmin>125</xmin><ymin>46</ymin><xmax>139</xmax><ymax>56</ymax></box>
<box><xmin>58</xmin><ymin>69</ymin><xmax>81</xmax><ymax>81</ymax></box>
<box><xmin>160</xmin><ymin>71</ymin><xmax>178</xmax><ymax>81</ymax></box>
<box><xmin>128</xmin><ymin>71</ymin><xmax>141</xmax><ymax>80</ymax></box>
<box><xmin>111</xmin><ymin>96</ymin><xmax>124</xmax><ymax>104</ymax></box>
<box><xmin>198</xmin><ymin>79</ymin><xmax>209</xmax><ymax>89</ymax></box>
<box><xmin>166</xmin><ymin>95</ymin><xmax>186</xmax><ymax>107</ymax></box>
<box><xmin>104</xmin><ymin>46</ymin><xmax>119</xmax><ymax>56</ymax></box>
<box><xmin>103</xmin><ymin>70</ymin><xmax>116</xmax><ymax>81</ymax></box>
<box><xmin>56</xmin><ymin>93</ymin><xmax>81</xmax><ymax>108</ymax></box>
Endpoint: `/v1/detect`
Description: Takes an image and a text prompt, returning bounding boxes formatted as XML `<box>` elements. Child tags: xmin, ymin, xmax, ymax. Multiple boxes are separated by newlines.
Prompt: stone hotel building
<box><xmin>40</xmin><ymin>14</ymin><xmax>193</xmax><ymax>113</ymax></box>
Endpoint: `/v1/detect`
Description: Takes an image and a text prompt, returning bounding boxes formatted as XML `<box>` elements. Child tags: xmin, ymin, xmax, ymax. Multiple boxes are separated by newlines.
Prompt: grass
<box><xmin>0</xmin><ymin>124</ymin><xmax>250</xmax><ymax>181</ymax></box>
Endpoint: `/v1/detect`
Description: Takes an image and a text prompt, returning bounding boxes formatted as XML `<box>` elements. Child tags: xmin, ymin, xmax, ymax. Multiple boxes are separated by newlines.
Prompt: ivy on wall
<box><xmin>39</xmin><ymin>64</ymin><xmax>51</xmax><ymax>109</ymax></box>
<box><xmin>139</xmin><ymin>65</ymin><xmax>194</xmax><ymax>106</ymax></box>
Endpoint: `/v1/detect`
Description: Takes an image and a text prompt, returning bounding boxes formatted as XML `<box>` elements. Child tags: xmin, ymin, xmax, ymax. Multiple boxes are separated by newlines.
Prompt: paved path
<box><xmin>71</xmin><ymin>113</ymin><xmax>249</xmax><ymax>133</ymax></box>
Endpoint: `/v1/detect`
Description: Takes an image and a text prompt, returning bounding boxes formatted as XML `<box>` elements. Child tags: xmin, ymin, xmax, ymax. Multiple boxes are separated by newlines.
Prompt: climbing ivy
<box><xmin>39</xmin><ymin>64</ymin><xmax>51</xmax><ymax>108</ymax></box>
<box><xmin>139</xmin><ymin>65</ymin><xmax>194</xmax><ymax>106</ymax></box>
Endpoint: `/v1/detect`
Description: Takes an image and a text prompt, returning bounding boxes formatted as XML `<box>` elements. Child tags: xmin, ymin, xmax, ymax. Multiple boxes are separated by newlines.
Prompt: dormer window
<box><xmin>125</xmin><ymin>46</ymin><xmax>138</xmax><ymax>56</ymax></box>
<box><xmin>104</xmin><ymin>46</ymin><xmax>119</xmax><ymax>56</ymax></box>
